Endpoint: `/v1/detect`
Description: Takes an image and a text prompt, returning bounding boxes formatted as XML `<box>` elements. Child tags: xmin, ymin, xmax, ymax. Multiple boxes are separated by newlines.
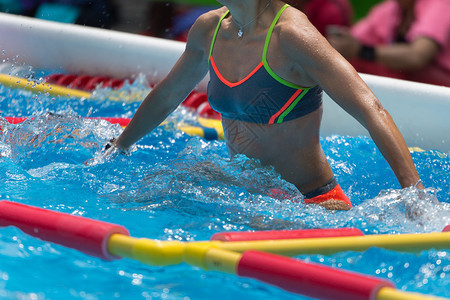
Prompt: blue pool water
<box><xmin>0</xmin><ymin>78</ymin><xmax>449</xmax><ymax>299</ymax></box>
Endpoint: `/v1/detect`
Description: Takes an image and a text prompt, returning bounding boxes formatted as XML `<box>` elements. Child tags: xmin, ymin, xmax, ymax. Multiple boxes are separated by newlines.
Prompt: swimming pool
<box><xmin>0</xmin><ymin>78</ymin><xmax>449</xmax><ymax>300</ymax></box>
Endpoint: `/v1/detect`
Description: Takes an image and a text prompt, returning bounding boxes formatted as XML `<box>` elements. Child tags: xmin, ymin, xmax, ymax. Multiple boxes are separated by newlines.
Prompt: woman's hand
<box><xmin>83</xmin><ymin>138</ymin><xmax>131</xmax><ymax>166</ymax></box>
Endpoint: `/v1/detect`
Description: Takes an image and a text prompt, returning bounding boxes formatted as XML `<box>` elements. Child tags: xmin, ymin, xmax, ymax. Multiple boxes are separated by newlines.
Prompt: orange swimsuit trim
<box><xmin>303</xmin><ymin>183</ymin><xmax>353</xmax><ymax>208</ymax></box>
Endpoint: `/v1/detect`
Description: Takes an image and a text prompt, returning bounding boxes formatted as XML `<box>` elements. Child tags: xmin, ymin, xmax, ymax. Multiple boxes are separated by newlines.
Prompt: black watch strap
<box><xmin>359</xmin><ymin>45</ymin><xmax>376</xmax><ymax>61</ymax></box>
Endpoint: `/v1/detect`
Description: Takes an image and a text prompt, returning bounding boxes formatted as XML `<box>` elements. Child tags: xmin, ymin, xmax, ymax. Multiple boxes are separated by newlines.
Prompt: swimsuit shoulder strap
<box><xmin>262</xmin><ymin>4</ymin><xmax>307</xmax><ymax>89</ymax></box>
<box><xmin>209</xmin><ymin>10</ymin><xmax>230</xmax><ymax>64</ymax></box>
<box><xmin>263</xmin><ymin>3</ymin><xmax>290</xmax><ymax>61</ymax></box>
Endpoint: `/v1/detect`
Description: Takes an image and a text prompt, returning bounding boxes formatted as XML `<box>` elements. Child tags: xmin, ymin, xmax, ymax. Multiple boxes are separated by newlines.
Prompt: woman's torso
<box><xmin>205</xmin><ymin>4</ymin><xmax>334</xmax><ymax>193</ymax></box>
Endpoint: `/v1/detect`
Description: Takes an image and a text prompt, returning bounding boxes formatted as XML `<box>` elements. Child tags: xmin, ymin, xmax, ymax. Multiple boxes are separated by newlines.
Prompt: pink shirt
<box><xmin>351</xmin><ymin>0</ymin><xmax>450</xmax><ymax>87</ymax></box>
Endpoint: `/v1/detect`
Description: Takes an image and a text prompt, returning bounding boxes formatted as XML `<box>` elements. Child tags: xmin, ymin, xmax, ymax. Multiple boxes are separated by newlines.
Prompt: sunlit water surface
<box><xmin>0</xmin><ymin>78</ymin><xmax>449</xmax><ymax>299</ymax></box>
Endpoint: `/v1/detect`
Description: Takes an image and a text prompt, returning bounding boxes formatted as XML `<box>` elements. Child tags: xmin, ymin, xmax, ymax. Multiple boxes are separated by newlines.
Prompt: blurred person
<box><xmin>327</xmin><ymin>0</ymin><xmax>450</xmax><ymax>87</ymax></box>
<box><xmin>286</xmin><ymin>0</ymin><xmax>352</xmax><ymax>36</ymax></box>
<box><xmin>103</xmin><ymin>0</ymin><xmax>424</xmax><ymax>211</ymax></box>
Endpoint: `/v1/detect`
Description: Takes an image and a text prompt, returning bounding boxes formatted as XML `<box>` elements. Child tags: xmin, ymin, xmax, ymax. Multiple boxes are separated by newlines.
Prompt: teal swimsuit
<box><xmin>206</xmin><ymin>5</ymin><xmax>352</xmax><ymax>207</ymax></box>
<box><xmin>207</xmin><ymin>4</ymin><xmax>323</xmax><ymax>124</ymax></box>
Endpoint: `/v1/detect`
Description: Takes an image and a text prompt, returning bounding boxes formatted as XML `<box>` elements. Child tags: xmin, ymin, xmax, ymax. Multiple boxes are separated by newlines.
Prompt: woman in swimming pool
<box><xmin>110</xmin><ymin>0</ymin><xmax>423</xmax><ymax>210</ymax></box>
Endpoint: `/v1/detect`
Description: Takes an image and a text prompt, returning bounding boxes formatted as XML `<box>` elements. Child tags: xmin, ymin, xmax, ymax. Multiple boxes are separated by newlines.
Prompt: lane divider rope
<box><xmin>0</xmin><ymin>200</ymin><xmax>448</xmax><ymax>300</ymax></box>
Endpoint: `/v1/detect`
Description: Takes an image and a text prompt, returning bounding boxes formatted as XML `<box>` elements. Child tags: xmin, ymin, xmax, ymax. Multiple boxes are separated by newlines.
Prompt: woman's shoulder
<box><xmin>278</xmin><ymin>5</ymin><xmax>314</xmax><ymax>32</ymax></box>
<box><xmin>276</xmin><ymin>6</ymin><xmax>324</xmax><ymax>49</ymax></box>
<box><xmin>185</xmin><ymin>7</ymin><xmax>228</xmax><ymax>48</ymax></box>
<box><xmin>274</xmin><ymin>6</ymin><xmax>335</xmax><ymax>64</ymax></box>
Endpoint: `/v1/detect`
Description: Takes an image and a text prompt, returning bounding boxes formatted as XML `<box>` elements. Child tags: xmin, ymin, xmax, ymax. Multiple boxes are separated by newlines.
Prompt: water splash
<box><xmin>0</xmin><ymin>111</ymin><xmax>122</xmax><ymax>168</ymax></box>
<box><xmin>89</xmin><ymin>73</ymin><xmax>151</xmax><ymax>103</ymax></box>
<box><xmin>2</xmin><ymin>110</ymin><xmax>449</xmax><ymax>235</ymax></box>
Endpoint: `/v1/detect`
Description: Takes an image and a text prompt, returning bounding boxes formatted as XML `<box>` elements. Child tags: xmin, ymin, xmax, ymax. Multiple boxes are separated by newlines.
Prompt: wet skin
<box><xmin>115</xmin><ymin>1</ymin><xmax>423</xmax><ymax>210</ymax></box>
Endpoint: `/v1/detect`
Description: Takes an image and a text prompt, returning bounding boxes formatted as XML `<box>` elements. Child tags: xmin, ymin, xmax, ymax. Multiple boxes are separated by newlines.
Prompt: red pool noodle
<box><xmin>90</xmin><ymin>117</ymin><xmax>131</xmax><ymax>127</ymax></box>
<box><xmin>237</xmin><ymin>250</ymin><xmax>395</xmax><ymax>300</ymax></box>
<box><xmin>210</xmin><ymin>228</ymin><xmax>364</xmax><ymax>241</ymax></box>
<box><xmin>0</xmin><ymin>201</ymin><xmax>129</xmax><ymax>260</ymax></box>
<box><xmin>443</xmin><ymin>225</ymin><xmax>450</xmax><ymax>232</ymax></box>
<box><xmin>4</xmin><ymin>117</ymin><xmax>27</xmax><ymax>124</ymax></box>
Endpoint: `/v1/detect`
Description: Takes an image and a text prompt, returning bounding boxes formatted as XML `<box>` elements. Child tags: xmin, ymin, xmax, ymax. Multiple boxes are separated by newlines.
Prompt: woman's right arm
<box><xmin>114</xmin><ymin>13</ymin><xmax>214</xmax><ymax>151</ymax></box>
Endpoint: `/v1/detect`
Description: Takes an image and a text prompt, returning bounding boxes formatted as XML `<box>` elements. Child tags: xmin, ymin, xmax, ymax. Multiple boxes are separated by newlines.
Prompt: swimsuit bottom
<box><xmin>268</xmin><ymin>177</ymin><xmax>352</xmax><ymax>208</ymax></box>
<box><xmin>303</xmin><ymin>177</ymin><xmax>352</xmax><ymax>207</ymax></box>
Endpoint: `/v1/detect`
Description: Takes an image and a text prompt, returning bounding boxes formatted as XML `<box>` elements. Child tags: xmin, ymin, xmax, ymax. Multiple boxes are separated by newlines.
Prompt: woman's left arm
<box><xmin>284</xmin><ymin>20</ymin><xmax>423</xmax><ymax>189</ymax></box>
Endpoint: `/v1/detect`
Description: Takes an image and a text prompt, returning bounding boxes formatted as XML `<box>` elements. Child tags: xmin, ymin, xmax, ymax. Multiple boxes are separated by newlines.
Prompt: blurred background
<box><xmin>0</xmin><ymin>0</ymin><xmax>383</xmax><ymax>40</ymax></box>
<box><xmin>3</xmin><ymin>0</ymin><xmax>449</xmax><ymax>88</ymax></box>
